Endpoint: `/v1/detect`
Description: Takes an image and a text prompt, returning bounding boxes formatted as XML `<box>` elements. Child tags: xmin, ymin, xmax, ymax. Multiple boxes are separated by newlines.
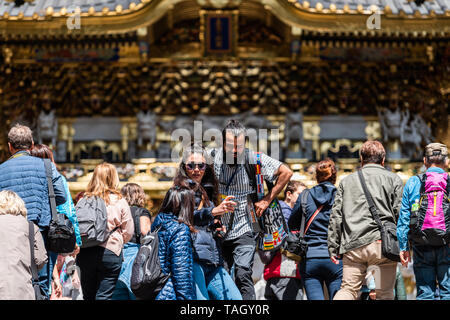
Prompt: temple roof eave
<box><xmin>0</xmin><ymin>0</ymin><xmax>449</xmax><ymax>37</ymax></box>
<box><xmin>268</xmin><ymin>0</ymin><xmax>450</xmax><ymax>35</ymax></box>
<box><xmin>0</xmin><ymin>0</ymin><xmax>180</xmax><ymax>36</ymax></box>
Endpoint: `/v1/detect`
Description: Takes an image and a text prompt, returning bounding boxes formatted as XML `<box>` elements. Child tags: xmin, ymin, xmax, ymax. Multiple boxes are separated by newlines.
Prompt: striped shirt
<box><xmin>211</xmin><ymin>148</ymin><xmax>282</xmax><ymax>241</ymax></box>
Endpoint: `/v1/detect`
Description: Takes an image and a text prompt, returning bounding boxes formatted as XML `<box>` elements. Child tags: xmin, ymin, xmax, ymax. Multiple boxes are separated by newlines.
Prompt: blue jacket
<box><xmin>152</xmin><ymin>212</ymin><xmax>195</xmax><ymax>300</ymax></box>
<box><xmin>288</xmin><ymin>181</ymin><xmax>337</xmax><ymax>258</ymax></box>
<box><xmin>56</xmin><ymin>176</ymin><xmax>82</xmax><ymax>246</ymax></box>
<box><xmin>0</xmin><ymin>151</ymin><xmax>66</xmax><ymax>228</ymax></box>
<box><xmin>397</xmin><ymin>167</ymin><xmax>445</xmax><ymax>251</ymax></box>
<box><xmin>192</xmin><ymin>188</ymin><xmax>224</xmax><ymax>267</ymax></box>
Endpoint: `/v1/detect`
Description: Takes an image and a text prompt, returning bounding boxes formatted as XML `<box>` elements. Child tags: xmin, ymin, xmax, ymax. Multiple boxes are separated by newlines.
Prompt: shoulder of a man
<box><xmin>339</xmin><ymin>171</ymin><xmax>358</xmax><ymax>188</ymax></box>
<box><xmin>256</xmin><ymin>151</ymin><xmax>282</xmax><ymax>170</ymax></box>
<box><xmin>382</xmin><ymin>167</ymin><xmax>403</xmax><ymax>184</ymax></box>
<box><xmin>1</xmin><ymin>155</ymin><xmax>43</xmax><ymax>174</ymax></box>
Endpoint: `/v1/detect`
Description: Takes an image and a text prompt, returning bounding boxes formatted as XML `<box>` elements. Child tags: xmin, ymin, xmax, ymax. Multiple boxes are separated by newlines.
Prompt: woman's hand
<box><xmin>211</xmin><ymin>196</ymin><xmax>237</xmax><ymax>216</ymax></box>
<box><xmin>52</xmin><ymin>280</ymin><xmax>62</xmax><ymax>299</ymax></box>
<box><xmin>213</xmin><ymin>219</ymin><xmax>226</xmax><ymax>238</ymax></box>
<box><xmin>400</xmin><ymin>250</ymin><xmax>410</xmax><ymax>268</ymax></box>
<box><xmin>71</xmin><ymin>244</ymin><xmax>80</xmax><ymax>257</ymax></box>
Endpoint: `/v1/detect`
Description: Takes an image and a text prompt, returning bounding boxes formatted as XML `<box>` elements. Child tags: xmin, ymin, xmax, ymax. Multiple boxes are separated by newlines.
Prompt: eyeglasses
<box><xmin>185</xmin><ymin>162</ymin><xmax>207</xmax><ymax>171</ymax></box>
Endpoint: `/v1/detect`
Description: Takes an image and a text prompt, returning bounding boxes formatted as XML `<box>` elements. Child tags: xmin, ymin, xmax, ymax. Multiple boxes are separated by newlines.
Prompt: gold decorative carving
<box><xmin>0</xmin><ymin>0</ymin><xmax>448</xmax><ymax>38</ymax></box>
<box><xmin>46</xmin><ymin>6</ymin><xmax>54</xmax><ymax>16</ymax></box>
<box><xmin>365</xmin><ymin>120</ymin><xmax>382</xmax><ymax>140</ymax></box>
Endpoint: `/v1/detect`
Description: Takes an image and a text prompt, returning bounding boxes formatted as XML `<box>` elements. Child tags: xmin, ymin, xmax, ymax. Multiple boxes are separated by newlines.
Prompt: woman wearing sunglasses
<box><xmin>173</xmin><ymin>143</ymin><xmax>242</xmax><ymax>300</ymax></box>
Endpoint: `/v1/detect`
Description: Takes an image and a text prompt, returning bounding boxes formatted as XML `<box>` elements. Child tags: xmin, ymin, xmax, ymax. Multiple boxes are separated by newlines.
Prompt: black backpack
<box><xmin>130</xmin><ymin>226</ymin><xmax>170</xmax><ymax>300</ymax></box>
<box><xmin>44</xmin><ymin>159</ymin><xmax>76</xmax><ymax>254</ymax></box>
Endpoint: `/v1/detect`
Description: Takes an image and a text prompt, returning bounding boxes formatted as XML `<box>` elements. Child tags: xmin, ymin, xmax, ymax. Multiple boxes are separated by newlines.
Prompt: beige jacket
<box><xmin>99</xmin><ymin>194</ymin><xmax>134</xmax><ymax>256</ymax></box>
<box><xmin>328</xmin><ymin>164</ymin><xmax>404</xmax><ymax>256</ymax></box>
<box><xmin>0</xmin><ymin>214</ymin><xmax>47</xmax><ymax>300</ymax></box>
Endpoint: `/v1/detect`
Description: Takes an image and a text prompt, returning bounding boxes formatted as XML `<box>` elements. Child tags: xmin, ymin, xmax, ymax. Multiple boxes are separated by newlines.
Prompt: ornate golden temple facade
<box><xmin>0</xmin><ymin>0</ymin><xmax>449</xmax><ymax>202</ymax></box>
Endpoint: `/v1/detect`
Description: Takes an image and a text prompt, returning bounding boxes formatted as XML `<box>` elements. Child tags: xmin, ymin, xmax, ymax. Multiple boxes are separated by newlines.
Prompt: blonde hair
<box><xmin>84</xmin><ymin>162</ymin><xmax>122</xmax><ymax>205</ymax></box>
<box><xmin>0</xmin><ymin>190</ymin><xmax>27</xmax><ymax>217</ymax></box>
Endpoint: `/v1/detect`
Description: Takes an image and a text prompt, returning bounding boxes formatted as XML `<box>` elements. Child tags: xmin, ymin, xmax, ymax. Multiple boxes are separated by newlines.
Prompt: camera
<box><xmin>208</xmin><ymin>220</ymin><xmax>225</xmax><ymax>238</ymax></box>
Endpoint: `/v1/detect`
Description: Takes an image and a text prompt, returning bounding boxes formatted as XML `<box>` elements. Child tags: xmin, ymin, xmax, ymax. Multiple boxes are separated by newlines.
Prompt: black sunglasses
<box><xmin>185</xmin><ymin>162</ymin><xmax>207</xmax><ymax>171</ymax></box>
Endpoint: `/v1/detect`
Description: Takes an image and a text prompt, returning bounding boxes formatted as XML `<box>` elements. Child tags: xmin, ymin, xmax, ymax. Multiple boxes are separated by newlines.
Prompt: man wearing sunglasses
<box><xmin>210</xmin><ymin>120</ymin><xmax>293</xmax><ymax>300</ymax></box>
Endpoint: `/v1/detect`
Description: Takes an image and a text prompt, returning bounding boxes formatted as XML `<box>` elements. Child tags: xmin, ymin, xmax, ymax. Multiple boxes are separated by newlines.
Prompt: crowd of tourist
<box><xmin>0</xmin><ymin>121</ymin><xmax>448</xmax><ymax>300</ymax></box>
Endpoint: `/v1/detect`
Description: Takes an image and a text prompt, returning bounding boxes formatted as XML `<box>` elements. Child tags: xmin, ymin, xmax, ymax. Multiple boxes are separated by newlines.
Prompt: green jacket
<box><xmin>327</xmin><ymin>164</ymin><xmax>404</xmax><ymax>257</ymax></box>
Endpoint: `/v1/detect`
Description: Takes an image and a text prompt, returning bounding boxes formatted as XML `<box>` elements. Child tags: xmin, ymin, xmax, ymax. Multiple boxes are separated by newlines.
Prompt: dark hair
<box><xmin>8</xmin><ymin>124</ymin><xmax>33</xmax><ymax>150</ymax></box>
<box><xmin>426</xmin><ymin>153</ymin><xmax>447</xmax><ymax>166</ymax></box>
<box><xmin>159</xmin><ymin>186</ymin><xmax>196</xmax><ymax>233</ymax></box>
<box><xmin>284</xmin><ymin>180</ymin><xmax>306</xmax><ymax>199</ymax></box>
<box><xmin>222</xmin><ymin>119</ymin><xmax>246</xmax><ymax>145</ymax></box>
<box><xmin>359</xmin><ymin>140</ymin><xmax>386</xmax><ymax>165</ymax></box>
<box><xmin>173</xmin><ymin>143</ymin><xmax>219</xmax><ymax>206</ymax></box>
<box><xmin>316</xmin><ymin>158</ymin><xmax>337</xmax><ymax>184</ymax></box>
<box><xmin>30</xmin><ymin>144</ymin><xmax>55</xmax><ymax>163</ymax></box>
<box><xmin>424</xmin><ymin>143</ymin><xmax>448</xmax><ymax>165</ymax></box>
<box><xmin>121</xmin><ymin>183</ymin><xmax>147</xmax><ymax>208</ymax></box>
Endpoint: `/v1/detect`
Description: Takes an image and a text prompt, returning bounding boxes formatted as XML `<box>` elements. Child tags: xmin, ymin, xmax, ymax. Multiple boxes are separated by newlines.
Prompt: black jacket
<box><xmin>191</xmin><ymin>182</ymin><xmax>224</xmax><ymax>267</ymax></box>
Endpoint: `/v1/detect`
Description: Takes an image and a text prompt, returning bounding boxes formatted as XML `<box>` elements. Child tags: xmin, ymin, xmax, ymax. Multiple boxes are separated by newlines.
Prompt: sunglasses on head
<box><xmin>185</xmin><ymin>162</ymin><xmax>207</xmax><ymax>171</ymax></box>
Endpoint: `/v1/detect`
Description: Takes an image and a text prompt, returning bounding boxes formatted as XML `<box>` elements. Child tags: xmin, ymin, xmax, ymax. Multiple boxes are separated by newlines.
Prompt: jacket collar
<box><xmin>9</xmin><ymin>150</ymin><xmax>30</xmax><ymax>160</ymax></box>
<box><xmin>426</xmin><ymin>167</ymin><xmax>446</xmax><ymax>173</ymax></box>
<box><xmin>319</xmin><ymin>180</ymin><xmax>335</xmax><ymax>187</ymax></box>
<box><xmin>361</xmin><ymin>163</ymin><xmax>385</xmax><ymax>170</ymax></box>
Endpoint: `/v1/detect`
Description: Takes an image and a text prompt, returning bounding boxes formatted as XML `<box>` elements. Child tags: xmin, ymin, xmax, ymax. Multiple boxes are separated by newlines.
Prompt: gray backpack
<box><xmin>75</xmin><ymin>196</ymin><xmax>116</xmax><ymax>248</ymax></box>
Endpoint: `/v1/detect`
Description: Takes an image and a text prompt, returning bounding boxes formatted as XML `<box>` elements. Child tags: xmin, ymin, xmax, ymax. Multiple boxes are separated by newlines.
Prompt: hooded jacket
<box><xmin>151</xmin><ymin>212</ymin><xmax>195</xmax><ymax>300</ymax></box>
<box><xmin>288</xmin><ymin>181</ymin><xmax>337</xmax><ymax>258</ymax></box>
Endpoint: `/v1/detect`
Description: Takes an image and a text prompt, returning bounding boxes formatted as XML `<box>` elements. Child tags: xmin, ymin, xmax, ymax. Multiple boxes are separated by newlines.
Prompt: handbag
<box><xmin>44</xmin><ymin>159</ymin><xmax>76</xmax><ymax>254</ymax></box>
<box><xmin>248</xmin><ymin>152</ymin><xmax>289</xmax><ymax>252</ymax></box>
<box><xmin>357</xmin><ymin>169</ymin><xmax>401</xmax><ymax>262</ymax></box>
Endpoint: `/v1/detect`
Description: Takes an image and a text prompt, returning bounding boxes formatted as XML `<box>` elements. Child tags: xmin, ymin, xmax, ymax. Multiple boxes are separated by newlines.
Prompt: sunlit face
<box><xmin>286</xmin><ymin>185</ymin><xmax>306</xmax><ymax>208</ymax></box>
<box><xmin>185</xmin><ymin>153</ymin><xmax>207</xmax><ymax>184</ymax></box>
<box><xmin>224</xmin><ymin>132</ymin><xmax>245</xmax><ymax>163</ymax></box>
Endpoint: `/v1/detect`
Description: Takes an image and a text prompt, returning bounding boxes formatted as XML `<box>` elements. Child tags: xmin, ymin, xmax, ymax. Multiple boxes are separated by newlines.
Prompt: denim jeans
<box><xmin>76</xmin><ymin>246</ymin><xmax>123</xmax><ymax>300</ymax></box>
<box><xmin>193</xmin><ymin>261</ymin><xmax>242</xmax><ymax>300</ymax></box>
<box><xmin>38</xmin><ymin>251</ymin><xmax>58</xmax><ymax>299</ymax></box>
<box><xmin>112</xmin><ymin>242</ymin><xmax>139</xmax><ymax>300</ymax></box>
<box><xmin>300</xmin><ymin>257</ymin><xmax>343</xmax><ymax>300</ymax></box>
<box><xmin>413</xmin><ymin>244</ymin><xmax>450</xmax><ymax>300</ymax></box>
<box><xmin>37</xmin><ymin>227</ymin><xmax>57</xmax><ymax>300</ymax></box>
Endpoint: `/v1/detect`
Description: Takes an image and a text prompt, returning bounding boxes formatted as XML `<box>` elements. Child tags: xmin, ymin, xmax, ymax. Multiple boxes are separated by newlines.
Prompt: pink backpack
<box><xmin>409</xmin><ymin>172</ymin><xmax>450</xmax><ymax>246</ymax></box>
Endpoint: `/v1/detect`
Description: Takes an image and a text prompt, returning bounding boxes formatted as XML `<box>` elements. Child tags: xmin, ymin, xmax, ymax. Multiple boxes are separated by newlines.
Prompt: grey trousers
<box><xmin>264</xmin><ymin>277</ymin><xmax>304</xmax><ymax>300</ymax></box>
